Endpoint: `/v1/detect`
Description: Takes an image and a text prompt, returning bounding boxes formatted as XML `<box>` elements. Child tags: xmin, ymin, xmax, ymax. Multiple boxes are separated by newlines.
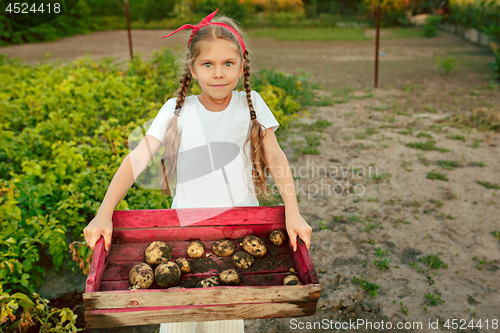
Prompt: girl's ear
<box><xmin>238</xmin><ymin>63</ymin><xmax>244</xmax><ymax>78</ymax></box>
<box><xmin>190</xmin><ymin>67</ymin><xmax>197</xmax><ymax>80</ymax></box>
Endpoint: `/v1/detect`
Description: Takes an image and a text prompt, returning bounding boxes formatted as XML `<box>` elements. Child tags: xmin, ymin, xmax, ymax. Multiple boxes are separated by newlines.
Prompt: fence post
<box><xmin>124</xmin><ymin>0</ymin><xmax>133</xmax><ymax>59</ymax></box>
<box><xmin>374</xmin><ymin>4</ymin><xmax>381</xmax><ymax>88</ymax></box>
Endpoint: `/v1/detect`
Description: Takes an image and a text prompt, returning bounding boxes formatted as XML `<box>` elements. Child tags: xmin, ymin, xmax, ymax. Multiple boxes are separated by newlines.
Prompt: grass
<box><xmin>416</xmin><ymin>132</ymin><xmax>433</xmax><ymax>139</ymax></box>
<box><xmin>293</xmin><ymin>119</ymin><xmax>333</xmax><ymax>132</ymax></box>
<box><xmin>446</xmin><ymin>134</ymin><xmax>466</xmax><ymax>142</ymax></box>
<box><xmin>477</xmin><ymin>180</ymin><xmax>500</xmax><ymax>190</ymax></box>
<box><xmin>370</xmin><ymin>172</ymin><xmax>391</xmax><ymax>182</ymax></box>
<box><xmin>249</xmin><ymin>27</ymin><xmax>424</xmax><ymax>42</ymax></box>
<box><xmin>427</xmin><ymin>170</ymin><xmax>449</xmax><ymax>181</ymax></box>
<box><xmin>352</xmin><ymin>274</ymin><xmax>381</xmax><ymax>298</ymax></box>
<box><xmin>250</xmin><ymin>27</ymin><xmax>369</xmax><ymax>42</ymax></box>
<box><xmin>438</xmin><ymin>160</ymin><xmax>461</xmax><ymax>170</ymax></box>
<box><xmin>406</xmin><ymin>140</ymin><xmax>450</xmax><ymax>152</ymax></box>
<box><xmin>471</xmin><ymin>161</ymin><xmax>487</xmax><ymax>167</ymax></box>
<box><xmin>449</xmin><ymin>107</ymin><xmax>500</xmax><ymax>133</ymax></box>
<box><xmin>401</xmin><ymin>160</ymin><xmax>413</xmax><ymax>171</ymax></box>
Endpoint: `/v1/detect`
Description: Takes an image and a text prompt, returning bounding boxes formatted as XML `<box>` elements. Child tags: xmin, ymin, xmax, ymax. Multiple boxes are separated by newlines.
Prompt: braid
<box><xmin>160</xmin><ymin>64</ymin><xmax>192</xmax><ymax>196</ymax></box>
<box><xmin>243</xmin><ymin>51</ymin><xmax>275</xmax><ymax>202</ymax></box>
<box><xmin>243</xmin><ymin>51</ymin><xmax>256</xmax><ymax>120</ymax></box>
<box><xmin>175</xmin><ymin>63</ymin><xmax>192</xmax><ymax>112</ymax></box>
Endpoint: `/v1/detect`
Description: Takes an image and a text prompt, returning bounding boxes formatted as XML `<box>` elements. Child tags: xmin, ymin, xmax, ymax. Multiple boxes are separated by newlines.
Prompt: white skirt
<box><xmin>159</xmin><ymin>320</ymin><xmax>244</xmax><ymax>333</ymax></box>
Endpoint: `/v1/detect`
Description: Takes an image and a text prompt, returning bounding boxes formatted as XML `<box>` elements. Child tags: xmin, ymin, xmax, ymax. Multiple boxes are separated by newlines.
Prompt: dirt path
<box><xmin>1</xmin><ymin>28</ymin><xmax>495</xmax><ymax>90</ymax></box>
<box><xmin>3</xmin><ymin>29</ymin><xmax>499</xmax><ymax>333</ymax></box>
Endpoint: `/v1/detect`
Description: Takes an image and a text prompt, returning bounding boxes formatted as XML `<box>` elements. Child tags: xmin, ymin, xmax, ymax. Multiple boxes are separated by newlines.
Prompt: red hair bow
<box><xmin>162</xmin><ymin>9</ymin><xmax>246</xmax><ymax>54</ymax></box>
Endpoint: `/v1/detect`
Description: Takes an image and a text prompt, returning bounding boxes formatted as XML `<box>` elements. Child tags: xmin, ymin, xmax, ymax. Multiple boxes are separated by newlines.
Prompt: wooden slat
<box><xmin>85</xmin><ymin>300</ymin><xmax>318</xmax><ymax>328</ymax></box>
<box><xmin>83</xmin><ymin>284</ymin><xmax>321</xmax><ymax>310</ymax></box>
<box><xmin>108</xmin><ymin>238</ymin><xmax>290</xmax><ymax>262</ymax></box>
<box><xmin>86</xmin><ymin>237</ymin><xmax>108</xmax><ymax>293</ymax></box>
<box><xmin>112</xmin><ymin>206</ymin><xmax>286</xmax><ymax>229</ymax></box>
<box><xmin>112</xmin><ymin>224</ymin><xmax>285</xmax><ymax>243</ymax></box>
<box><xmin>101</xmin><ymin>253</ymin><xmax>295</xmax><ymax>282</ymax></box>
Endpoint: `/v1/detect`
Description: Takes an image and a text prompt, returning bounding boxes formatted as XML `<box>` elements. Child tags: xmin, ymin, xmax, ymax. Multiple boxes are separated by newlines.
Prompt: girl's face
<box><xmin>191</xmin><ymin>38</ymin><xmax>244</xmax><ymax>111</ymax></box>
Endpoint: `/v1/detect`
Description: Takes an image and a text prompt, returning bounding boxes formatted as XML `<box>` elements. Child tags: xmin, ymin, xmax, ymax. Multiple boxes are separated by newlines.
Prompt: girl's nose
<box><xmin>214</xmin><ymin>66</ymin><xmax>224</xmax><ymax>78</ymax></box>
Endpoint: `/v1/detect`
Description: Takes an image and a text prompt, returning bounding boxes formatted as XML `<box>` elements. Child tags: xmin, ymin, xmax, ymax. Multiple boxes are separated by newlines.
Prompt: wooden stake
<box><xmin>374</xmin><ymin>4</ymin><xmax>381</xmax><ymax>88</ymax></box>
<box><xmin>124</xmin><ymin>0</ymin><xmax>133</xmax><ymax>59</ymax></box>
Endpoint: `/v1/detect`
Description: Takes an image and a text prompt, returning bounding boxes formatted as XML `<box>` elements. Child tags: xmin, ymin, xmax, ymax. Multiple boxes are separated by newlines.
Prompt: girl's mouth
<box><xmin>211</xmin><ymin>84</ymin><xmax>228</xmax><ymax>89</ymax></box>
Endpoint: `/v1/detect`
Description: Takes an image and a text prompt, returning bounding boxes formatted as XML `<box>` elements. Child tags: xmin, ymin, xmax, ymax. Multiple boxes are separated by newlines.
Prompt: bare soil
<box><xmin>3</xmin><ymin>28</ymin><xmax>499</xmax><ymax>333</ymax></box>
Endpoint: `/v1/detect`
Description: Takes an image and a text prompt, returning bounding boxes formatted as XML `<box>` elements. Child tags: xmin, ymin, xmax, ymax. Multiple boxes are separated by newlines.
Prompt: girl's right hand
<box><xmin>83</xmin><ymin>213</ymin><xmax>113</xmax><ymax>252</ymax></box>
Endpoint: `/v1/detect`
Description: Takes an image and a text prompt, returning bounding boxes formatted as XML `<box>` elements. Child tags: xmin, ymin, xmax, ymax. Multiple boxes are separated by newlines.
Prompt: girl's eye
<box><xmin>225</xmin><ymin>62</ymin><xmax>232</xmax><ymax>67</ymax></box>
<box><xmin>204</xmin><ymin>63</ymin><xmax>212</xmax><ymax>68</ymax></box>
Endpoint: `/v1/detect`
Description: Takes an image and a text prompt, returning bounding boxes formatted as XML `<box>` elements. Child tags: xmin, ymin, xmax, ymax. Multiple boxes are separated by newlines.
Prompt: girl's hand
<box><xmin>285</xmin><ymin>212</ymin><xmax>312</xmax><ymax>252</ymax></box>
<box><xmin>83</xmin><ymin>213</ymin><xmax>113</xmax><ymax>252</ymax></box>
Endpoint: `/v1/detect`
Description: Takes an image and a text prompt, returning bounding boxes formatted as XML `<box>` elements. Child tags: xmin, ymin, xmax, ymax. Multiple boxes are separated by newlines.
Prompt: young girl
<box><xmin>83</xmin><ymin>9</ymin><xmax>312</xmax><ymax>333</ymax></box>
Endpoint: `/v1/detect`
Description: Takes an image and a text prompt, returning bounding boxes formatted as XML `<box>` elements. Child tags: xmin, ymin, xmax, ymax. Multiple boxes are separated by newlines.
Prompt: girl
<box><xmin>83</xmin><ymin>9</ymin><xmax>312</xmax><ymax>333</ymax></box>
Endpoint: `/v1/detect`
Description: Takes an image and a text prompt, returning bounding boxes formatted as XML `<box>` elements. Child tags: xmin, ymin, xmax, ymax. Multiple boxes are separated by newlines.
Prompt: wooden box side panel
<box><xmin>112</xmin><ymin>223</ymin><xmax>285</xmax><ymax>244</ymax></box>
<box><xmin>112</xmin><ymin>206</ymin><xmax>286</xmax><ymax>229</ymax></box>
<box><xmin>86</xmin><ymin>237</ymin><xmax>108</xmax><ymax>293</ymax></box>
<box><xmin>83</xmin><ymin>284</ymin><xmax>321</xmax><ymax>310</ymax></box>
<box><xmin>85</xmin><ymin>300</ymin><xmax>317</xmax><ymax>328</ymax></box>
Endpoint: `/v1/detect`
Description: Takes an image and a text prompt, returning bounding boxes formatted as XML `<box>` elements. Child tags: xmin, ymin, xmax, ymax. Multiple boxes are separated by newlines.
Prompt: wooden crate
<box><xmin>83</xmin><ymin>206</ymin><xmax>321</xmax><ymax>328</ymax></box>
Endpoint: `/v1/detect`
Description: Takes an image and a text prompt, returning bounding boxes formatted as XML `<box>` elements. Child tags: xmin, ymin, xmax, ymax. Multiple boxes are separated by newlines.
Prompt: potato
<box><xmin>129</xmin><ymin>263</ymin><xmax>154</xmax><ymax>289</ymax></box>
<box><xmin>196</xmin><ymin>276</ymin><xmax>220</xmax><ymax>288</ymax></box>
<box><xmin>219</xmin><ymin>268</ymin><xmax>240</xmax><ymax>285</ymax></box>
<box><xmin>128</xmin><ymin>284</ymin><xmax>142</xmax><ymax>290</ymax></box>
<box><xmin>187</xmin><ymin>240</ymin><xmax>205</xmax><ymax>259</ymax></box>
<box><xmin>232</xmin><ymin>251</ymin><xmax>254</xmax><ymax>269</ymax></box>
<box><xmin>269</xmin><ymin>229</ymin><xmax>287</xmax><ymax>246</ymax></box>
<box><xmin>155</xmin><ymin>261</ymin><xmax>181</xmax><ymax>288</ymax></box>
<box><xmin>144</xmin><ymin>241</ymin><xmax>172</xmax><ymax>265</ymax></box>
<box><xmin>176</xmin><ymin>258</ymin><xmax>191</xmax><ymax>273</ymax></box>
<box><xmin>283</xmin><ymin>274</ymin><xmax>302</xmax><ymax>285</ymax></box>
<box><xmin>242</xmin><ymin>235</ymin><xmax>267</xmax><ymax>257</ymax></box>
<box><xmin>211</xmin><ymin>239</ymin><xmax>236</xmax><ymax>257</ymax></box>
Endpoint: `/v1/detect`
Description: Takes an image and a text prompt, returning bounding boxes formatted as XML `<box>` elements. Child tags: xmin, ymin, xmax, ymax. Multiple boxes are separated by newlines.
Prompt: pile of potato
<box><xmin>128</xmin><ymin>229</ymin><xmax>302</xmax><ymax>290</ymax></box>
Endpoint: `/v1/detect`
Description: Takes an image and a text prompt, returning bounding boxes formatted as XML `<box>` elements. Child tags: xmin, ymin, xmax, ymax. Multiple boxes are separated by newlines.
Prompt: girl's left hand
<box><xmin>285</xmin><ymin>212</ymin><xmax>312</xmax><ymax>252</ymax></box>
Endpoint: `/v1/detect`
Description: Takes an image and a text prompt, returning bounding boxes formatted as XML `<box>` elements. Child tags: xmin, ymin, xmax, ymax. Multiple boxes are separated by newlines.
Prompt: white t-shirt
<box><xmin>145</xmin><ymin>90</ymin><xmax>279</xmax><ymax>213</ymax></box>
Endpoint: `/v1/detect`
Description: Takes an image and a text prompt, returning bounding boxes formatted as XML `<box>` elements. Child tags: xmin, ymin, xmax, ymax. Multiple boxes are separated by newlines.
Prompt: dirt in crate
<box><xmin>177</xmin><ymin>239</ymin><xmax>295</xmax><ymax>288</ymax></box>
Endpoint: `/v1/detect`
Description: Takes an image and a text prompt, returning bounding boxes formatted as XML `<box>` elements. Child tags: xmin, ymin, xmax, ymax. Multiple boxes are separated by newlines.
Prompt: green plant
<box><xmin>419</xmin><ymin>253</ymin><xmax>448</xmax><ymax>270</ymax></box>
<box><xmin>352</xmin><ymin>274</ymin><xmax>381</xmax><ymax>298</ymax></box>
<box><xmin>406</xmin><ymin>140</ymin><xmax>450</xmax><ymax>152</ymax></box>
<box><xmin>422</xmin><ymin>15</ymin><xmax>442</xmax><ymax>37</ymax></box>
<box><xmin>400</xmin><ymin>301</ymin><xmax>409</xmax><ymax>315</ymax></box>
<box><xmin>401</xmin><ymin>160</ymin><xmax>413</xmax><ymax>171</ymax></box>
<box><xmin>425</xmin><ymin>292</ymin><xmax>445</xmax><ymax>306</ymax></box>
<box><xmin>477</xmin><ymin>180</ymin><xmax>500</xmax><ymax>190</ymax></box>
<box><xmin>435</xmin><ymin>55</ymin><xmax>459</xmax><ymax>74</ymax></box>
<box><xmin>472</xmin><ymin>256</ymin><xmax>497</xmax><ymax>270</ymax></box>
<box><xmin>446</xmin><ymin>134</ymin><xmax>466</xmax><ymax>142</ymax></box>
<box><xmin>416</xmin><ymin>132</ymin><xmax>433</xmax><ymax>139</ymax></box>
<box><xmin>427</xmin><ymin>171</ymin><xmax>449</xmax><ymax>181</ymax></box>
<box><xmin>0</xmin><ymin>286</ymin><xmax>81</xmax><ymax>332</ymax></box>
<box><xmin>438</xmin><ymin>160</ymin><xmax>461</xmax><ymax>170</ymax></box>
<box><xmin>370</xmin><ymin>172</ymin><xmax>391</xmax><ymax>182</ymax></box>
<box><xmin>373</xmin><ymin>247</ymin><xmax>392</xmax><ymax>270</ymax></box>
